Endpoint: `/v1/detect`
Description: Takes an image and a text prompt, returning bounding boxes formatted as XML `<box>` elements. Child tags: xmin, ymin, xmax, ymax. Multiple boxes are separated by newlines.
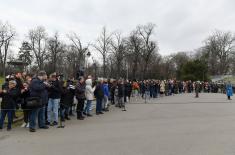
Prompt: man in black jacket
<box><xmin>0</xmin><ymin>80</ymin><xmax>19</xmax><ymax>131</ymax></box>
<box><xmin>47</xmin><ymin>74</ymin><xmax>62</xmax><ymax>126</ymax></box>
<box><xmin>29</xmin><ymin>71</ymin><xmax>49</xmax><ymax>132</ymax></box>
<box><xmin>75</xmin><ymin>77</ymin><xmax>86</xmax><ymax>120</ymax></box>
<box><xmin>94</xmin><ymin>80</ymin><xmax>104</xmax><ymax>115</ymax></box>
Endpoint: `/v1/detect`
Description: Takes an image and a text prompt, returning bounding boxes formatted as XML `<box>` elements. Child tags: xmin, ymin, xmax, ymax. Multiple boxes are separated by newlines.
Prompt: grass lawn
<box><xmin>0</xmin><ymin>77</ymin><xmax>4</xmax><ymax>86</ymax></box>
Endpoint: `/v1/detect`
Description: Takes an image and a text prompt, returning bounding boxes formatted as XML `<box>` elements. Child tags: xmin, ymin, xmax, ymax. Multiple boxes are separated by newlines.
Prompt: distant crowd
<box><xmin>0</xmin><ymin>71</ymin><xmax>233</xmax><ymax>132</ymax></box>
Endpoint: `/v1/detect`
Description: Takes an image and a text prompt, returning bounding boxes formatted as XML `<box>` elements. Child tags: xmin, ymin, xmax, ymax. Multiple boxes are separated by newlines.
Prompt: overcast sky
<box><xmin>0</xmin><ymin>0</ymin><xmax>235</xmax><ymax>56</ymax></box>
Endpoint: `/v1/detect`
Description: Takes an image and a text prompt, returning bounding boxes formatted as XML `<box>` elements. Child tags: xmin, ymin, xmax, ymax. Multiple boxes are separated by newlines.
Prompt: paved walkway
<box><xmin>1</xmin><ymin>93</ymin><xmax>235</xmax><ymax>155</ymax></box>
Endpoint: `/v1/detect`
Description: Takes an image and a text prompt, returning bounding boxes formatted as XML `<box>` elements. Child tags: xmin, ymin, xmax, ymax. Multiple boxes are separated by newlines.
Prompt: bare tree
<box><xmin>204</xmin><ymin>30</ymin><xmax>235</xmax><ymax>75</ymax></box>
<box><xmin>110</xmin><ymin>32</ymin><xmax>126</xmax><ymax>79</ymax></box>
<box><xmin>47</xmin><ymin>32</ymin><xmax>65</xmax><ymax>72</ymax></box>
<box><xmin>137</xmin><ymin>23</ymin><xmax>158</xmax><ymax>79</ymax></box>
<box><xmin>28</xmin><ymin>26</ymin><xmax>48</xmax><ymax>70</ymax></box>
<box><xmin>67</xmin><ymin>32</ymin><xmax>90</xmax><ymax>75</ymax></box>
<box><xmin>0</xmin><ymin>21</ymin><xmax>16</xmax><ymax>76</ymax></box>
<box><xmin>93</xmin><ymin>27</ymin><xmax>113</xmax><ymax>77</ymax></box>
<box><xmin>126</xmin><ymin>30</ymin><xmax>143</xmax><ymax>79</ymax></box>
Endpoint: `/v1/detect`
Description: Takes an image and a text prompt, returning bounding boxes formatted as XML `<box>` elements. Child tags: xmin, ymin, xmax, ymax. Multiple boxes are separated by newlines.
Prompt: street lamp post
<box><xmin>84</xmin><ymin>51</ymin><xmax>91</xmax><ymax>76</ymax></box>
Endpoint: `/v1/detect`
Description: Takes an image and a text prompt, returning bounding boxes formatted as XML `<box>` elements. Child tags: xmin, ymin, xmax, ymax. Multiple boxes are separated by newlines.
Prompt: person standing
<box><xmin>110</xmin><ymin>80</ymin><xmax>117</xmax><ymax>105</ymax></box>
<box><xmin>21</xmin><ymin>82</ymin><xmax>31</xmax><ymax>128</ymax></box>
<box><xmin>117</xmin><ymin>79</ymin><xmax>126</xmax><ymax>111</ymax></box>
<box><xmin>0</xmin><ymin>80</ymin><xmax>19</xmax><ymax>131</ymax></box>
<box><xmin>47</xmin><ymin>74</ymin><xmax>62</xmax><ymax>126</ymax></box>
<box><xmin>226</xmin><ymin>81</ymin><xmax>233</xmax><ymax>100</ymax></box>
<box><xmin>195</xmin><ymin>81</ymin><xmax>200</xmax><ymax>98</ymax></box>
<box><xmin>29</xmin><ymin>71</ymin><xmax>49</xmax><ymax>132</ymax></box>
<box><xmin>94</xmin><ymin>80</ymin><xmax>104</xmax><ymax>115</ymax></box>
<box><xmin>84</xmin><ymin>78</ymin><xmax>96</xmax><ymax>117</ymax></box>
<box><xmin>160</xmin><ymin>81</ymin><xmax>165</xmax><ymax>97</ymax></box>
<box><xmin>75</xmin><ymin>77</ymin><xmax>86</xmax><ymax>120</ymax></box>
<box><xmin>60</xmin><ymin>80</ymin><xmax>75</xmax><ymax>121</ymax></box>
<box><xmin>103</xmin><ymin>79</ymin><xmax>110</xmax><ymax>111</ymax></box>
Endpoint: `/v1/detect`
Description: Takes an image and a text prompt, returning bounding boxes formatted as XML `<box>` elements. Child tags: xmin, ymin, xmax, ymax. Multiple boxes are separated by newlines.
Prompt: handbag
<box><xmin>26</xmin><ymin>97</ymin><xmax>42</xmax><ymax>109</ymax></box>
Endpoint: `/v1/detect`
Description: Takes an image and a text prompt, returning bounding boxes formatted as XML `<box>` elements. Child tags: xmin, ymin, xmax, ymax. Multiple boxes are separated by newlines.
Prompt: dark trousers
<box><xmin>76</xmin><ymin>98</ymin><xmax>85</xmax><ymax>118</ymax></box>
<box><xmin>96</xmin><ymin>98</ymin><xmax>102</xmax><ymax>113</ymax></box>
<box><xmin>0</xmin><ymin>110</ymin><xmax>13</xmax><ymax>129</ymax></box>
<box><xmin>111</xmin><ymin>93</ymin><xmax>115</xmax><ymax>105</ymax></box>
<box><xmin>29</xmin><ymin>109</ymin><xmax>37</xmax><ymax>129</ymax></box>
<box><xmin>23</xmin><ymin>110</ymin><xmax>29</xmax><ymax>123</ymax></box>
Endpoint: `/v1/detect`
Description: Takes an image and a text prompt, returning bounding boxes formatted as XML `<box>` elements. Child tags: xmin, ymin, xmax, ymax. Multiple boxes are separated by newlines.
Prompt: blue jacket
<box><xmin>103</xmin><ymin>83</ymin><xmax>109</xmax><ymax>97</ymax></box>
<box><xmin>226</xmin><ymin>84</ymin><xmax>233</xmax><ymax>96</ymax></box>
<box><xmin>29</xmin><ymin>77</ymin><xmax>48</xmax><ymax>106</ymax></box>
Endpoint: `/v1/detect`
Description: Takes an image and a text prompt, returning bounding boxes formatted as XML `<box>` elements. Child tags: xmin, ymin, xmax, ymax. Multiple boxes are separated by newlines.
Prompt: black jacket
<box><xmin>61</xmin><ymin>85</ymin><xmax>75</xmax><ymax>107</ymax></box>
<box><xmin>48</xmin><ymin>79</ymin><xmax>62</xmax><ymax>99</ymax></box>
<box><xmin>29</xmin><ymin>77</ymin><xmax>48</xmax><ymax>106</ymax></box>
<box><xmin>75</xmin><ymin>82</ymin><xmax>86</xmax><ymax>99</ymax></box>
<box><xmin>118</xmin><ymin>84</ymin><xmax>125</xmax><ymax>97</ymax></box>
<box><xmin>21</xmin><ymin>89</ymin><xmax>30</xmax><ymax>109</ymax></box>
<box><xmin>94</xmin><ymin>84</ymin><xmax>104</xmax><ymax>99</ymax></box>
<box><xmin>0</xmin><ymin>88</ymin><xmax>19</xmax><ymax>109</ymax></box>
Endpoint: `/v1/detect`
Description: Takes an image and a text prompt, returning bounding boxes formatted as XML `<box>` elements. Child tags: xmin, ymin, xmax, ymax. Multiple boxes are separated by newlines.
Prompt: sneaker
<box><xmin>21</xmin><ymin>123</ymin><xmax>27</xmax><ymax>128</ymax></box>
<box><xmin>7</xmin><ymin>128</ymin><xmax>12</xmax><ymax>131</ymax></box>
<box><xmin>26</xmin><ymin>123</ymin><xmax>29</xmax><ymax>128</ymax></box>
<box><xmin>99</xmin><ymin>112</ymin><xmax>104</xmax><ymax>114</ymax></box>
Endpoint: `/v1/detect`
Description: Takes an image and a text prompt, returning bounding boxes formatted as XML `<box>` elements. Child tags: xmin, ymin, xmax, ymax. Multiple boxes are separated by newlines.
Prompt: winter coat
<box><xmin>29</xmin><ymin>77</ymin><xmax>48</xmax><ymax>106</ymax></box>
<box><xmin>61</xmin><ymin>83</ymin><xmax>75</xmax><ymax>107</ymax></box>
<box><xmin>75</xmin><ymin>81</ymin><xmax>86</xmax><ymax>99</ymax></box>
<box><xmin>125</xmin><ymin>83</ymin><xmax>132</xmax><ymax>96</ymax></box>
<box><xmin>103</xmin><ymin>83</ymin><xmax>110</xmax><ymax>97</ymax></box>
<box><xmin>21</xmin><ymin>89</ymin><xmax>30</xmax><ymax>109</ymax></box>
<box><xmin>85</xmin><ymin>79</ymin><xmax>96</xmax><ymax>101</ymax></box>
<box><xmin>117</xmin><ymin>83</ymin><xmax>125</xmax><ymax>97</ymax></box>
<box><xmin>226</xmin><ymin>84</ymin><xmax>233</xmax><ymax>96</ymax></box>
<box><xmin>94</xmin><ymin>83</ymin><xmax>104</xmax><ymax>99</ymax></box>
<box><xmin>48</xmin><ymin>79</ymin><xmax>62</xmax><ymax>99</ymax></box>
<box><xmin>0</xmin><ymin>87</ymin><xmax>19</xmax><ymax>109</ymax></box>
<box><xmin>160</xmin><ymin>82</ymin><xmax>165</xmax><ymax>93</ymax></box>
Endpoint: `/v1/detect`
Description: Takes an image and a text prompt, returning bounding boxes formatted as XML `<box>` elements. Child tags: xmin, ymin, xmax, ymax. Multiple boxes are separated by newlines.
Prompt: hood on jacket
<box><xmin>86</xmin><ymin>79</ymin><xmax>92</xmax><ymax>86</ymax></box>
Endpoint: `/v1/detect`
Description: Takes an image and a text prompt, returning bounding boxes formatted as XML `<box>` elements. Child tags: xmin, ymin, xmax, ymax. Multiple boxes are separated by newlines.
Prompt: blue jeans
<box><xmin>145</xmin><ymin>91</ymin><xmax>150</xmax><ymax>100</ymax></box>
<box><xmin>47</xmin><ymin>98</ymin><xmax>60</xmax><ymax>123</ymax></box>
<box><xmin>96</xmin><ymin>98</ymin><xmax>102</xmax><ymax>113</ymax></box>
<box><xmin>38</xmin><ymin>106</ymin><xmax>46</xmax><ymax>128</ymax></box>
<box><xmin>0</xmin><ymin>110</ymin><xmax>13</xmax><ymax>129</ymax></box>
<box><xmin>84</xmin><ymin>100</ymin><xmax>92</xmax><ymax>114</ymax></box>
<box><xmin>29</xmin><ymin>109</ymin><xmax>38</xmax><ymax>129</ymax></box>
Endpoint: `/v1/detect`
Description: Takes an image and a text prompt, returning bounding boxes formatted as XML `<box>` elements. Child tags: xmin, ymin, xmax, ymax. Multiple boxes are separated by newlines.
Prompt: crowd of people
<box><xmin>0</xmin><ymin>71</ymin><xmax>233</xmax><ymax>132</ymax></box>
<box><xmin>0</xmin><ymin>71</ymin><xmax>130</xmax><ymax>132</ymax></box>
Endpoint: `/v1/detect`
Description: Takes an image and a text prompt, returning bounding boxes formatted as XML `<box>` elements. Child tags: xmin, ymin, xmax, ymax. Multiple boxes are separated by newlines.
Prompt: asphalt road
<box><xmin>1</xmin><ymin>93</ymin><xmax>235</xmax><ymax>155</ymax></box>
